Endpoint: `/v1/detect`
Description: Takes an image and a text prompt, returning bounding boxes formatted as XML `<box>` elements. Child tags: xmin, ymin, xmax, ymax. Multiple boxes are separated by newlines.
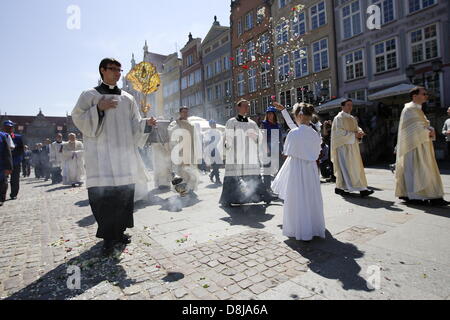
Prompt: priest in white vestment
<box><xmin>49</xmin><ymin>133</ymin><xmax>64</xmax><ymax>184</ymax></box>
<box><xmin>71</xmin><ymin>58</ymin><xmax>157</xmax><ymax>255</ymax></box>
<box><xmin>219</xmin><ymin>99</ymin><xmax>274</xmax><ymax>206</ymax></box>
<box><xmin>168</xmin><ymin>107</ymin><xmax>201</xmax><ymax>195</ymax></box>
<box><xmin>395</xmin><ymin>86</ymin><xmax>447</xmax><ymax>206</ymax></box>
<box><xmin>272</xmin><ymin>103</ymin><xmax>325</xmax><ymax>241</ymax></box>
<box><xmin>61</xmin><ymin>133</ymin><xmax>85</xmax><ymax>187</ymax></box>
<box><xmin>331</xmin><ymin>99</ymin><xmax>374</xmax><ymax>197</ymax></box>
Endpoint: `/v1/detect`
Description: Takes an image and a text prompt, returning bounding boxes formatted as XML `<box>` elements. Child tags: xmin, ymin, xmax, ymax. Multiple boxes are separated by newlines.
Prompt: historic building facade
<box><xmin>0</xmin><ymin>110</ymin><xmax>81</xmax><ymax>147</ymax></box>
<box><xmin>271</xmin><ymin>0</ymin><xmax>338</xmax><ymax>110</ymax></box>
<box><xmin>202</xmin><ymin>16</ymin><xmax>233</xmax><ymax>125</ymax></box>
<box><xmin>230</xmin><ymin>0</ymin><xmax>276</xmax><ymax>122</ymax></box>
<box><xmin>161</xmin><ymin>53</ymin><xmax>182</xmax><ymax>120</ymax></box>
<box><xmin>334</xmin><ymin>0</ymin><xmax>450</xmax><ymax>161</ymax></box>
<box><xmin>180</xmin><ymin>33</ymin><xmax>205</xmax><ymax>118</ymax></box>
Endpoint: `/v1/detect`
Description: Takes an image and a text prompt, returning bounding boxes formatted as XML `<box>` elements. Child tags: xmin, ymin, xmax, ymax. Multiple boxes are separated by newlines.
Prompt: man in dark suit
<box><xmin>0</xmin><ymin>131</ymin><xmax>13</xmax><ymax>206</ymax></box>
<box><xmin>2</xmin><ymin>120</ymin><xmax>23</xmax><ymax>200</ymax></box>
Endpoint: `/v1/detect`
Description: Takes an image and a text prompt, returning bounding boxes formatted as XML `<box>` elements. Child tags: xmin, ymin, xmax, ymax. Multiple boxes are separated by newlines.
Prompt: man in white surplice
<box><xmin>331</xmin><ymin>99</ymin><xmax>374</xmax><ymax>197</ymax></box>
<box><xmin>71</xmin><ymin>58</ymin><xmax>157</xmax><ymax>256</ymax></box>
<box><xmin>49</xmin><ymin>133</ymin><xmax>64</xmax><ymax>184</ymax></box>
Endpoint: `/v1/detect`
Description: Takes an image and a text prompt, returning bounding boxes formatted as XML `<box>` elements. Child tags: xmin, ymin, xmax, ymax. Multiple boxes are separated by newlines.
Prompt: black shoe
<box><xmin>10</xmin><ymin>196</ymin><xmax>17</xmax><ymax>200</ymax></box>
<box><xmin>360</xmin><ymin>190</ymin><xmax>375</xmax><ymax>198</ymax></box>
<box><xmin>119</xmin><ymin>234</ymin><xmax>131</xmax><ymax>244</ymax></box>
<box><xmin>0</xmin><ymin>202</ymin><xmax>3</xmax><ymax>207</ymax></box>
<box><xmin>335</xmin><ymin>188</ymin><xmax>349</xmax><ymax>196</ymax></box>
<box><xmin>429</xmin><ymin>198</ymin><xmax>449</xmax><ymax>207</ymax></box>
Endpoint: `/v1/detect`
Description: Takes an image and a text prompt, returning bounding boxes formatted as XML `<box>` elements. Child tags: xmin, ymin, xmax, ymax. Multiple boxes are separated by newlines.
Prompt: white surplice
<box><xmin>71</xmin><ymin>90</ymin><xmax>151</xmax><ymax>188</ymax></box>
<box><xmin>62</xmin><ymin>141</ymin><xmax>85</xmax><ymax>185</ymax></box>
<box><xmin>49</xmin><ymin>141</ymin><xmax>64</xmax><ymax>168</ymax></box>
<box><xmin>272</xmin><ymin>125</ymin><xmax>325</xmax><ymax>241</ymax></box>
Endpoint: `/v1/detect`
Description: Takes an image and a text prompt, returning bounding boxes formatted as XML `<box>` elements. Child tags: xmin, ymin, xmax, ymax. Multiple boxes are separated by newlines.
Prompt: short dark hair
<box><xmin>341</xmin><ymin>99</ymin><xmax>353</xmax><ymax>107</ymax></box>
<box><xmin>179</xmin><ymin>106</ymin><xmax>189</xmax><ymax>113</ymax></box>
<box><xmin>237</xmin><ymin>99</ymin><xmax>249</xmax><ymax>107</ymax></box>
<box><xmin>410</xmin><ymin>86</ymin><xmax>425</xmax><ymax>99</ymax></box>
<box><xmin>99</xmin><ymin>58</ymin><xmax>121</xmax><ymax>80</ymax></box>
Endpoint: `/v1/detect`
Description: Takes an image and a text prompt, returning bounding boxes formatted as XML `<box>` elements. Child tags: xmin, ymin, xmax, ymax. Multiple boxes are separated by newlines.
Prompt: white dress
<box><xmin>271</xmin><ymin>125</ymin><xmax>326</xmax><ymax>241</ymax></box>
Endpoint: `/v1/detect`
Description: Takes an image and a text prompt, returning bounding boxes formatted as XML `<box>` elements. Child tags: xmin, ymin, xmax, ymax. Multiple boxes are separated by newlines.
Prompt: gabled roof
<box><xmin>202</xmin><ymin>25</ymin><xmax>230</xmax><ymax>47</ymax></box>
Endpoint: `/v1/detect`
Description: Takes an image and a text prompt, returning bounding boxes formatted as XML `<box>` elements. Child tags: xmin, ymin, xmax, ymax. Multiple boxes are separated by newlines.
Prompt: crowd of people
<box><xmin>1</xmin><ymin>56</ymin><xmax>448</xmax><ymax>257</ymax></box>
<box><xmin>0</xmin><ymin>121</ymin><xmax>86</xmax><ymax>206</ymax></box>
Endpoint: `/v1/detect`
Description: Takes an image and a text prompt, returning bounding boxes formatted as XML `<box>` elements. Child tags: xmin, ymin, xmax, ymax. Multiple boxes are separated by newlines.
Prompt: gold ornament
<box><xmin>126</xmin><ymin>61</ymin><xmax>160</xmax><ymax>114</ymax></box>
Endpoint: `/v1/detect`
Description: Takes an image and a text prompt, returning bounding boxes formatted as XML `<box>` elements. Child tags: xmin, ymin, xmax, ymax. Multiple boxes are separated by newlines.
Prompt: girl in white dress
<box><xmin>271</xmin><ymin>103</ymin><xmax>326</xmax><ymax>241</ymax></box>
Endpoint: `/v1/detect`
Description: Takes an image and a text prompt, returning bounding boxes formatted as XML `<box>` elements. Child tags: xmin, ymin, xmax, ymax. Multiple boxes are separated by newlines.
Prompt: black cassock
<box><xmin>88</xmin><ymin>184</ymin><xmax>134</xmax><ymax>240</ymax></box>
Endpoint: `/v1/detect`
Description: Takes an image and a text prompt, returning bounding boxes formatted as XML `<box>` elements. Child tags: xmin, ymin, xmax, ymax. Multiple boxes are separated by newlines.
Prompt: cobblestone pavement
<box><xmin>1</xmin><ymin>166</ymin><xmax>449</xmax><ymax>300</ymax></box>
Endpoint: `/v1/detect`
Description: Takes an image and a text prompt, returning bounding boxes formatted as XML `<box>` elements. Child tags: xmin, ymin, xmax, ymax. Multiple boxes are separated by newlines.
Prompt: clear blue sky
<box><xmin>0</xmin><ymin>0</ymin><xmax>230</xmax><ymax>116</ymax></box>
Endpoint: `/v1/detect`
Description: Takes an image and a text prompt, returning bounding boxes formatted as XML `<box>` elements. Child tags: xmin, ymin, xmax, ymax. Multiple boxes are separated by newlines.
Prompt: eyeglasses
<box><xmin>106</xmin><ymin>67</ymin><xmax>123</xmax><ymax>72</ymax></box>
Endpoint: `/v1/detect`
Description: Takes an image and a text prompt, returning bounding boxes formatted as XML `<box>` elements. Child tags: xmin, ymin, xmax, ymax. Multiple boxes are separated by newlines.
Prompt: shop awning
<box><xmin>315</xmin><ymin>98</ymin><xmax>370</xmax><ymax>113</ymax></box>
<box><xmin>368</xmin><ymin>83</ymin><xmax>416</xmax><ymax>101</ymax></box>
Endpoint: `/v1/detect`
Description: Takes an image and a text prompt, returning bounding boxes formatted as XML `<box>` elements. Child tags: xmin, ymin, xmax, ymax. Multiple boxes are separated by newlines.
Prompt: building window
<box><xmin>293</xmin><ymin>47</ymin><xmax>308</xmax><ymax>78</ymax></box>
<box><xmin>259</xmin><ymin>33</ymin><xmax>270</xmax><ymax>55</ymax></box>
<box><xmin>371</xmin><ymin>0</ymin><xmax>395</xmax><ymax>24</ymax></box>
<box><xmin>311</xmin><ymin>1</ymin><xmax>326</xmax><ymax>30</ymax></box>
<box><xmin>224</xmin><ymin>80</ymin><xmax>232</xmax><ymax>97</ymax></box>
<box><xmin>250</xmin><ymin>100</ymin><xmax>258</xmax><ymax>115</ymax></box>
<box><xmin>277</xmin><ymin>54</ymin><xmax>290</xmax><ymax>82</ymax></box>
<box><xmin>279</xmin><ymin>0</ymin><xmax>289</xmax><ymax>8</ymax></box>
<box><xmin>214</xmin><ymin>59</ymin><xmax>222</xmax><ymax>75</ymax></box>
<box><xmin>205</xmin><ymin>64</ymin><xmax>212</xmax><ymax>80</ymax></box>
<box><xmin>187</xmin><ymin>55</ymin><xmax>194</xmax><ymax>66</ymax></box>
<box><xmin>410</xmin><ymin>24</ymin><xmax>438</xmax><ymax>64</ymax></box>
<box><xmin>280</xmin><ymin>90</ymin><xmax>292</xmax><ymax>108</ymax></box>
<box><xmin>237</xmin><ymin>20</ymin><xmax>243</xmax><ymax>36</ymax></box>
<box><xmin>207</xmin><ymin>87</ymin><xmax>213</xmax><ymax>102</ymax></box>
<box><xmin>215</xmin><ymin>84</ymin><xmax>222</xmax><ymax>100</ymax></box>
<box><xmin>313</xmin><ymin>38</ymin><xmax>329</xmax><ymax>72</ymax></box>
<box><xmin>248</xmin><ymin>68</ymin><xmax>257</xmax><ymax>93</ymax></box>
<box><xmin>314</xmin><ymin>79</ymin><xmax>330</xmax><ymax>101</ymax></box>
<box><xmin>256</xmin><ymin>7</ymin><xmax>265</xmax><ymax>24</ymax></box>
<box><xmin>194</xmin><ymin>69</ymin><xmax>202</xmax><ymax>83</ymax></box>
<box><xmin>292</xmin><ymin>11</ymin><xmax>306</xmax><ymax>38</ymax></box>
<box><xmin>296</xmin><ymin>86</ymin><xmax>310</xmax><ymax>103</ymax></box>
<box><xmin>236</xmin><ymin>48</ymin><xmax>244</xmax><ymax>65</ymax></box>
<box><xmin>245</xmin><ymin>12</ymin><xmax>254</xmax><ymax>31</ymax></box>
<box><xmin>348</xmin><ymin>89</ymin><xmax>366</xmax><ymax>101</ymax></box>
<box><xmin>374</xmin><ymin>38</ymin><xmax>397</xmax><ymax>73</ymax></box>
<box><xmin>261</xmin><ymin>62</ymin><xmax>271</xmax><ymax>89</ymax></box>
<box><xmin>276</xmin><ymin>22</ymin><xmax>289</xmax><ymax>46</ymax></box>
<box><xmin>247</xmin><ymin>41</ymin><xmax>255</xmax><ymax>61</ymax></box>
<box><xmin>345</xmin><ymin>49</ymin><xmax>365</xmax><ymax>80</ymax></box>
<box><xmin>262</xmin><ymin>96</ymin><xmax>271</xmax><ymax>109</ymax></box>
<box><xmin>342</xmin><ymin>0</ymin><xmax>362</xmax><ymax>39</ymax></box>
<box><xmin>223</xmin><ymin>55</ymin><xmax>231</xmax><ymax>70</ymax></box>
<box><xmin>237</xmin><ymin>73</ymin><xmax>245</xmax><ymax>97</ymax></box>
<box><xmin>408</xmin><ymin>0</ymin><xmax>436</xmax><ymax>14</ymax></box>
<box><xmin>181</xmin><ymin>76</ymin><xmax>187</xmax><ymax>90</ymax></box>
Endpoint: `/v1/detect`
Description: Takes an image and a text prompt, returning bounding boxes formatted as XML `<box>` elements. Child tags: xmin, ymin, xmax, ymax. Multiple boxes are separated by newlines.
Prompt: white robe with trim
<box><xmin>71</xmin><ymin>89</ymin><xmax>151</xmax><ymax>189</ymax></box>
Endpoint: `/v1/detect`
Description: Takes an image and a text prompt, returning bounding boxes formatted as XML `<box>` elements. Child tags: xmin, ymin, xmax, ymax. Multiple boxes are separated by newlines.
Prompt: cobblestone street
<box><xmin>1</xmin><ymin>167</ymin><xmax>449</xmax><ymax>300</ymax></box>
